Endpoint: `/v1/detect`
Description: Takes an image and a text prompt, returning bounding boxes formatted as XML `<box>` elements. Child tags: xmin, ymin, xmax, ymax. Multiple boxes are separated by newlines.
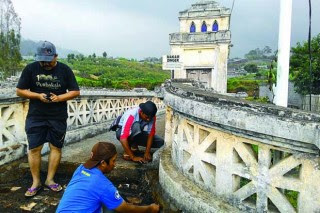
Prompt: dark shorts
<box><xmin>116</xmin><ymin>122</ymin><xmax>164</xmax><ymax>148</ymax></box>
<box><xmin>25</xmin><ymin>117</ymin><xmax>67</xmax><ymax>150</ymax></box>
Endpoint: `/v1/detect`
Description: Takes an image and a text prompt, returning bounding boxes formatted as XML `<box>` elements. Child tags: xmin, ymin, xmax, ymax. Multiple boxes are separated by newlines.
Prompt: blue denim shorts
<box><xmin>25</xmin><ymin>117</ymin><xmax>67</xmax><ymax>150</ymax></box>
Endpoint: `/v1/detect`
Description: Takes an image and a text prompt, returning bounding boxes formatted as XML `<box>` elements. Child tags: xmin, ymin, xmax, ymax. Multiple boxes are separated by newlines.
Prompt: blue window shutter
<box><xmin>212</xmin><ymin>20</ymin><xmax>219</xmax><ymax>32</ymax></box>
<box><xmin>190</xmin><ymin>22</ymin><xmax>196</xmax><ymax>33</ymax></box>
<box><xmin>201</xmin><ymin>22</ymin><xmax>207</xmax><ymax>32</ymax></box>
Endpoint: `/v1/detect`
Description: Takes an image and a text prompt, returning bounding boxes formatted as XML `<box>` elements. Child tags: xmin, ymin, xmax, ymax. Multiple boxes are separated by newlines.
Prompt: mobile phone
<box><xmin>46</xmin><ymin>93</ymin><xmax>52</xmax><ymax>101</ymax></box>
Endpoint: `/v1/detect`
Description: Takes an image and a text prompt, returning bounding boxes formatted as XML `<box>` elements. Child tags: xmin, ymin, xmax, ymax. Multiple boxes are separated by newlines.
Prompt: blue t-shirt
<box><xmin>56</xmin><ymin>165</ymin><xmax>123</xmax><ymax>213</ymax></box>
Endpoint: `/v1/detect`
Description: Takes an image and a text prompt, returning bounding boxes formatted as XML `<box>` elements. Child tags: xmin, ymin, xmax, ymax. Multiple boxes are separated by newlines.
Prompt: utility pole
<box><xmin>273</xmin><ymin>0</ymin><xmax>293</xmax><ymax>107</ymax></box>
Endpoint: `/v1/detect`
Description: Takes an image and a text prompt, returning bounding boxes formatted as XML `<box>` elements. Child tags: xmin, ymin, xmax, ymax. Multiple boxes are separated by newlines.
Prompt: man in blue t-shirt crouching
<box><xmin>56</xmin><ymin>142</ymin><xmax>159</xmax><ymax>213</ymax></box>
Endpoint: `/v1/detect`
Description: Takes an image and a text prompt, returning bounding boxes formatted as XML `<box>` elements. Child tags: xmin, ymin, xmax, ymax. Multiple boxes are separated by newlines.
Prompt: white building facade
<box><xmin>165</xmin><ymin>1</ymin><xmax>231</xmax><ymax>93</ymax></box>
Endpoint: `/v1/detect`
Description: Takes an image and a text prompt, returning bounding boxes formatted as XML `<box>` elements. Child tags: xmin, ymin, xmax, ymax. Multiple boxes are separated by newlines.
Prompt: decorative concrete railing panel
<box><xmin>0</xmin><ymin>94</ymin><xmax>164</xmax><ymax>166</ymax></box>
<box><xmin>0</xmin><ymin>99</ymin><xmax>28</xmax><ymax>164</ymax></box>
<box><xmin>161</xmin><ymin>81</ymin><xmax>320</xmax><ymax>212</ymax></box>
<box><xmin>67</xmin><ymin>96</ymin><xmax>164</xmax><ymax>129</ymax></box>
<box><xmin>169</xmin><ymin>31</ymin><xmax>231</xmax><ymax>44</ymax></box>
<box><xmin>165</xmin><ymin>82</ymin><xmax>320</xmax><ymax>153</ymax></box>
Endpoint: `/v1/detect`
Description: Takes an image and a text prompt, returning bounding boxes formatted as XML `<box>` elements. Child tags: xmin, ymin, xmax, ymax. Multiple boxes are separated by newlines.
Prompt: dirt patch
<box><xmin>0</xmin><ymin>172</ymin><xmax>69</xmax><ymax>213</ymax></box>
<box><xmin>0</xmin><ymin>165</ymin><xmax>180</xmax><ymax>213</ymax></box>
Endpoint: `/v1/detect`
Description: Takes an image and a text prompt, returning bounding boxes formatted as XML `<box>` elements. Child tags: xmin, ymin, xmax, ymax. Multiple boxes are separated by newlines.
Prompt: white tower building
<box><xmin>165</xmin><ymin>1</ymin><xmax>231</xmax><ymax>93</ymax></box>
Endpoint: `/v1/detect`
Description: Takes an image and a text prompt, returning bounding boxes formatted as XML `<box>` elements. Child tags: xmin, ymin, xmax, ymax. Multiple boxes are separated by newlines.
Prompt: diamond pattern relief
<box><xmin>67</xmin><ymin>97</ymin><xmax>164</xmax><ymax>129</ymax></box>
<box><xmin>175</xmin><ymin>119</ymin><xmax>217</xmax><ymax>191</ymax></box>
<box><xmin>0</xmin><ymin>105</ymin><xmax>24</xmax><ymax>147</ymax></box>
<box><xmin>172</xmin><ymin>118</ymin><xmax>320</xmax><ymax>213</ymax></box>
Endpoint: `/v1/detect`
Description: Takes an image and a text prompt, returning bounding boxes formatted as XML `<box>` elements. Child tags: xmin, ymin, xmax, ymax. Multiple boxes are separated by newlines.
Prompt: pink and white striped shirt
<box><xmin>118</xmin><ymin>107</ymin><xmax>156</xmax><ymax>140</ymax></box>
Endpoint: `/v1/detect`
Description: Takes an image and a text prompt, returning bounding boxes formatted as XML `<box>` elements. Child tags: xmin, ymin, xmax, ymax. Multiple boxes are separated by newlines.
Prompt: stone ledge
<box><xmin>164</xmin><ymin>82</ymin><xmax>320</xmax><ymax>153</ymax></box>
<box><xmin>159</xmin><ymin>147</ymin><xmax>241</xmax><ymax>213</ymax></box>
<box><xmin>169</xmin><ymin>31</ymin><xmax>231</xmax><ymax>44</ymax></box>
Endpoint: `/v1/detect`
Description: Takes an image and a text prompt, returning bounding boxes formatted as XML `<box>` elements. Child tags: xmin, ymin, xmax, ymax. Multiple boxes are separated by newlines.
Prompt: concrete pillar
<box><xmin>273</xmin><ymin>0</ymin><xmax>293</xmax><ymax>107</ymax></box>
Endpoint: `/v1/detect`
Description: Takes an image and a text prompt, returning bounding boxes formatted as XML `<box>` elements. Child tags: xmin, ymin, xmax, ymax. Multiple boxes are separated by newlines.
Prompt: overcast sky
<box><xmin>11</xmin><ymin>0</ymin><xmax>320</xmax><ymax>59</ymax></box>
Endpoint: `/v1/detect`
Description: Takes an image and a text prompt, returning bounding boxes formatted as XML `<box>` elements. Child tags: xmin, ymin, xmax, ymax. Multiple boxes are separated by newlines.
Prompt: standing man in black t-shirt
<box><xmin>16</xmin><ymin>41</ymin><xmax>80</xmax><ymax>197</ymax></box>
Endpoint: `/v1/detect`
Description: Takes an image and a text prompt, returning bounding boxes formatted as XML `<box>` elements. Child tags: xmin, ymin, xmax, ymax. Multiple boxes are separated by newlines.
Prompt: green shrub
<box><xmin>64</xmin><ymin>57</ymin><xmax>170</xmax><ymax>90</ymax></box>
<box><xmin>228</xmin><ymin>78</ymin><xmax>260</xmax><ymax>96</ymax></box>
<box><xmin>245</xmin><ymin>96</ymin><xmax>270</xmax><ymax>103</ymax></box>
<box><xmin>244</xmin><ymin>63</ymin><xmax>258</xmax><ymax>73</ymax></box>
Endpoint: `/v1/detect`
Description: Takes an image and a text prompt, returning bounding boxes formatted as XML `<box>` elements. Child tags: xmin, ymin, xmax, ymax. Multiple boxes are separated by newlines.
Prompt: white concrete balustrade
<box><xmin>160</xmin><ymin>81</ymin><xmax>320</xmax><ymax>213</ymax></box>
<box><xmin>0</xmin><ymin>95</ymin><xmax>164</xmax><ymax>166</ymax></box>
<box><xmin>0</xmin><ymin>99</ymin><xmax>27</xmax><ymax>165</ymax></box>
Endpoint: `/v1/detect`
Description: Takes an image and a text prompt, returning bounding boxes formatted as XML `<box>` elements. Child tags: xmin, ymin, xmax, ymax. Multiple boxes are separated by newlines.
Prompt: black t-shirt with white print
<box><xmin>17</xmin><ymin>61</ymin><xmax>79</xmax><ymax>120</ymax></box>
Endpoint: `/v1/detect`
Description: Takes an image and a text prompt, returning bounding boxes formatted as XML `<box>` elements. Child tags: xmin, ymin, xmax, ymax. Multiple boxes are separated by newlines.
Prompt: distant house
<box><xmin>228</xmin><ymin>58</ymin><xmax>248</xmax><ymax>64</ymax></box>
<box><xmin>257</xmin><ymin>65</ymin><xmax>268</xmax><ymax>69</ymax></box>
<box><xmin>227</xmin><ymin>68</ymin><xmax>247</xmax><ymax>78</ymax></box>
<box><xmin>227</xmin><ymin>58</ymin><xmax>248</xmax><ymax>78</ymax></box>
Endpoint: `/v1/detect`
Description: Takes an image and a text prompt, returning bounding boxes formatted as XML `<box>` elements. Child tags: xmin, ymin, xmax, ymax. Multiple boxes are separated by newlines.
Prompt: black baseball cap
<box><xmin>83</xmin><ymin>142</ymin><xmax>117</xmax><ymax>169</ymax></box>
<box><xmin>139</xmin><ymin>101</ymin><xmax>157</xmax><ymax>118</ymax></box>
<box><xmin>35</xmin><ymin>41</ymin><xmax>57</xmax><ymax>62</ymax></box>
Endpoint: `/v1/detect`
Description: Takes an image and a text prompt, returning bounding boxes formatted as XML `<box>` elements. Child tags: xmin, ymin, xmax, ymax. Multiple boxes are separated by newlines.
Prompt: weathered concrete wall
<box><xmin>0</xmin><ymin>94</ymin><xmax>165</xmax><ymax>165</ymax></box>
<box><xmin>303</xmin><ymin>94</ymin><xmax>320</xmax><ymax>113</ymax></box>
<box><xmin>159</xmin><ymin>148</ymin><xmax>241</xmax><ymax>213</ymax></box>
<box><xmin>0</xmin><ymin>98</ymin><xmax>28</xmax><ymax>165</ymax></box>
<box><xmin>166</xmin><ymin>82</ymin><xmax>320</xmax><ymax>153</ymax></box>
<box><xmin>79</xmin><ymin>88</ymin><xmax>159</xmax><ymax>97</ymax></box>
<box><xmin>170</xmin><ymin>36</ymin><xmax>230</xmax><ymax>93</ymax></box>
<box><xmin>0</xmin><ymin>86</ymin><xmax>162</xmax><ymax>99</ymax></box>
<box><xmin>161</xmin><ymin>80</ymin><xmax>320</xmax><ymax>213</ymax></box>
<box><xmin>259</xmin><ymin>81</ymin><xmax>303</xmax><ymax>109</ymax></box>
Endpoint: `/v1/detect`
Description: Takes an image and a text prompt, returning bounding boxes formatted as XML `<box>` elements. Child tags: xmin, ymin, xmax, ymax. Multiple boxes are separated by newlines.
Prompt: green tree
<box><xmin>0</xmin><ymin>0</ymin><xmax>22</xmax><ymax>78</ymax></box>
<box><xmin>67</xmin><ymin>53</ymin><xmax>75</xmax><ymax>62</ymax></box>
<box><xmin>245</xmin><ymin>46</ymin><xmax>273</xmax><ymax>60</ymax></box>
<box><xmin>244</xmin><ymin>63</ymin><xmax>258</xmax><ymax>73</ymax></box>
<box><xmin>245</xmin><ymin>48</ymin><xmax>263</xmax><ymax>60</ymax></box>
<box><xmin>263</xmin><ymin>46</ymin><xmax>272</xmax><ymax>55</ymax></box>
<box><xmin>290</xmin><ymin>34</ymin><xmax>320</xmax><ymax>95</ymax></box>
<box><xmin>75</xmin><ymin>54</ymin><xmax>85</xmax><ymax>61</ymax></box>
<box><xmin>102</xmin><ymin>52</ymin><xmax>107</xmax><ymax>58</ymax></box>
<box><xmin>92</xmin><ymin>53</ymin><xmax>96</xmax><ymax>58</ymax></box>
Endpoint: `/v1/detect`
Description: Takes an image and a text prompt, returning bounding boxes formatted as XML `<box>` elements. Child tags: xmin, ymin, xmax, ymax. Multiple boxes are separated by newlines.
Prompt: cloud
<box><xmin>12</xmin><ymin>0</ymin><xmax>178</xmax><ymax>58</ymax></box>
<box><xmin>11</xmin><ymin>0</ymin><xmax>320</xmax><ymax>58</ymax></box>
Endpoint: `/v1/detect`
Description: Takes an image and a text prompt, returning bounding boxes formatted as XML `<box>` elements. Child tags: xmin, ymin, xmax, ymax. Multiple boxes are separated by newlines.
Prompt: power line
<box><xmin>228</xmin><ymin>0</ymin><xmax>236</xmax><ymax>30</ymax></box>
<box><xmin>308</xmin><ymin>0</ymin><xmax>312</xmax><ymax>111</ymax></box>
<box><xmin>231</xmin><ymin>0</ymin><xmax>235</xmax><ymax>14</ymax></box>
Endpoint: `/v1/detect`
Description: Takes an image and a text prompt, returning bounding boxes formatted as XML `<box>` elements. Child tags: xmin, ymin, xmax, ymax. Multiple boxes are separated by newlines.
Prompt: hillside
<box><xmin>59</xmin><ymin>57</ymin><xmax>170</xmax><ymax>90</ymax></box>
<box><xmin>20</xmin><ymin>39</ymin><xmax>81</xmax><ymax>58</ymax></box>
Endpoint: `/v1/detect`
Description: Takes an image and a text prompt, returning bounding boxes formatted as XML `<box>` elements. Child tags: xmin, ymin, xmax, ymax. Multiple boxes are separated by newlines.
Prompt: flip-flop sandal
<box><xmin>25</xmin><ymin>186</ymin><xmax>42</xmax><ymax>197</ymax></box>
<box><xmin>45</xmin><ymin>183</ymin><xmax>63</xmax><ymax>192</ymax></box>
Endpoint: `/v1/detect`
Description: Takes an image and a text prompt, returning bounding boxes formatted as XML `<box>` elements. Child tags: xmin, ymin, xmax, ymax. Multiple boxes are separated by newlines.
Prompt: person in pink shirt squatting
<box><xmin>115</xmin><ymin>101</ymin><xmax>164</xmax><ymax>163</ymax></box>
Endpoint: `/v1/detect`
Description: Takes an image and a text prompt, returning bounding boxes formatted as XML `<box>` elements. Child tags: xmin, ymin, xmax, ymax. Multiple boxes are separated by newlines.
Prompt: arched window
<box><xmin>190</xmin><ymin>22</ymin><xmax>196</xmax><ymax>33</ymax></box>
<box><xmin>201</xmin><ymin>21</ymin><xmax>207</xmax><ymax>32</ymax></box>
<box><xmin>212</xmin><ymin>20</ymin><xmax>219</xmax><ymax>32</ymax></box>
